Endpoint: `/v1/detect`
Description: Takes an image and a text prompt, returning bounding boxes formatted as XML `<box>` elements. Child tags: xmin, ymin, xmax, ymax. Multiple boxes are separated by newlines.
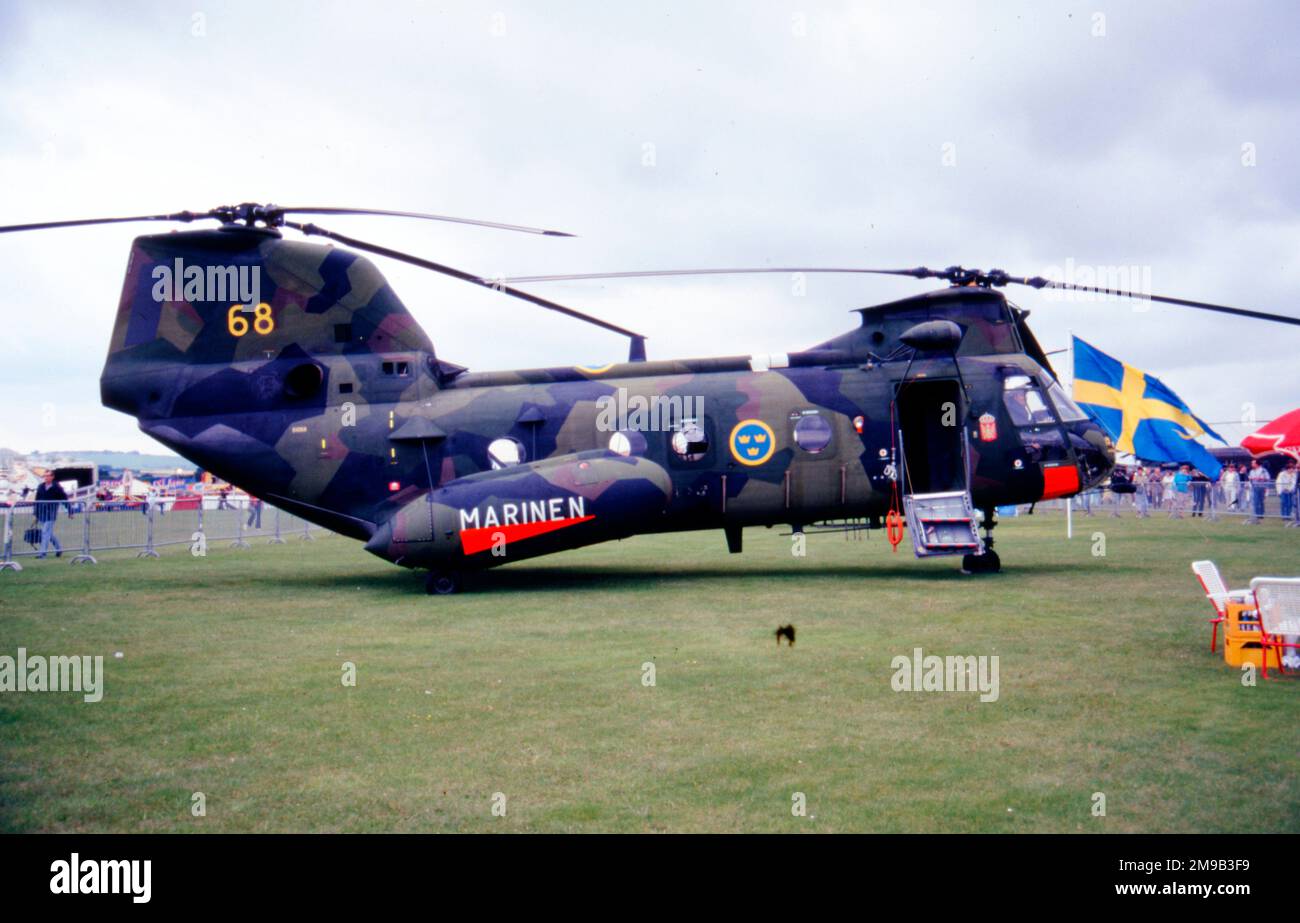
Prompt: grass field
<box><xmin>1</xmin><ymin>511</ymin><xmax>1297</xmax><ymax>833</ymax></box>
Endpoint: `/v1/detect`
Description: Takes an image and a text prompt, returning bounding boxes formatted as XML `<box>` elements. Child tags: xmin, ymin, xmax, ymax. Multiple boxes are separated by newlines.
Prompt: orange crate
<box><xmin>1223</xmin><ymin>601</ymin><xmax>1265</xmax><ymax>668</ymax></box>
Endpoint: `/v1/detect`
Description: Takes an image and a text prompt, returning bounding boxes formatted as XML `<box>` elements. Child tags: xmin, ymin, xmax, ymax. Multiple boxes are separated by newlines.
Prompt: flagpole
<box><xmin>1066</xmin><ymin>328</ymin><xmax>1074</xmax><ymax>540</ymax></box>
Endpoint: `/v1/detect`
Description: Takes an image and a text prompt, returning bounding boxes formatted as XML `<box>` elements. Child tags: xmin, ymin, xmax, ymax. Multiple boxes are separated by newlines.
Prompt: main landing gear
<box><xmin>961</xmin><ymin>509</ymin><xmax>1002</xmax><ymax>575</ymax></box>
<box><xmin>425</xmin><ymin>570</ymin><xmax>462</xmax><ymax>595</ymax></box>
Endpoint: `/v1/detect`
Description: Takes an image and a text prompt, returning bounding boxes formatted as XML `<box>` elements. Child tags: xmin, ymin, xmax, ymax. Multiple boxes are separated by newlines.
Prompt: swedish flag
<box><xmin>1072</xmin><ymin>336</ymin><xmax>1225</xmax><ymax>477</ymax></box>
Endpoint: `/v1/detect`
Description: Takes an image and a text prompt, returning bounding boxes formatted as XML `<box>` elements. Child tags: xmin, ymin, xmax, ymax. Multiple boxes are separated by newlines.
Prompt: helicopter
<box><xmin>5</xmin><ymin>203</ymin><xmax>1297</xmax><ymax>593</ymax></box>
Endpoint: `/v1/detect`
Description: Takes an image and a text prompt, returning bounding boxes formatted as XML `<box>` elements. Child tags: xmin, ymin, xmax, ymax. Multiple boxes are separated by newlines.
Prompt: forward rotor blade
<box><xmin>284</xmin><ymin>220</ymin><xmax>646</xmax><ymax>351</ymax></box>
<box><xmin>1010</xmin><ymin>276</ymin><xmax>1300</xmax><ymax>327</ymax></box>
<box><xmin>0</xmin><ymin>211</ymin><xmax>211</xmax><ymax>234</ymax></box>
<box><xmin>277</xmin><ymin>207</ymin><xmax>575</xmax><ymax>237</ymax></box>
<box><xmin>498</xmin><ymin>267</ymin><xmax>923</xmax><ymax>283</ymax></box>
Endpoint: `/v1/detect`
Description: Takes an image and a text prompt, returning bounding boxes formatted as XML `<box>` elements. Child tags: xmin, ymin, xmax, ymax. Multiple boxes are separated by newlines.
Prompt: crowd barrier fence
<box><xmin>1</xmin><ymin>499</ymin><xmax>327</xmax><ymax>573</ymax></box>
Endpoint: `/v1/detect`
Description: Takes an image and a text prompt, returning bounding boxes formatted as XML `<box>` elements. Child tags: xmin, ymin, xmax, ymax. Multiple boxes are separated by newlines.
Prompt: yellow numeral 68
<box><xmin>227</xmin><ymin>302</ymin><xmax>275</xmax><ymax>337</ymax></box>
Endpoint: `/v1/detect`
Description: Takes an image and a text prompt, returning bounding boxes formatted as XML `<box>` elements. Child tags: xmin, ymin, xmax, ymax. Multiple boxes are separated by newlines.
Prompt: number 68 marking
<box><xmin>227</xmin><ymin>303</ymin><xmax>275</xmax><ymax>337</ymax></box>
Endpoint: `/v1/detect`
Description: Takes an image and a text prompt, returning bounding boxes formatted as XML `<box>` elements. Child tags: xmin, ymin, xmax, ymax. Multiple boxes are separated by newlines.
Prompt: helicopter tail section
<box><xmin>99</xmin><ymin>226</ymin><xmax>438</xmax><ymax>535</ymax></box>
<box><xmin>102</xmin><ymin>226</ymin><xmax>435</xmax><ymax>414</ymax></box>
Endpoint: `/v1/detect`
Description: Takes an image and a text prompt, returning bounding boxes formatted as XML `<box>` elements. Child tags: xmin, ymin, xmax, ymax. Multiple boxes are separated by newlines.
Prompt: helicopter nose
<box><xmin>1076</xmin><ymin>422</ymin><xmax>1115</xmax><ymax>489</ymax></box>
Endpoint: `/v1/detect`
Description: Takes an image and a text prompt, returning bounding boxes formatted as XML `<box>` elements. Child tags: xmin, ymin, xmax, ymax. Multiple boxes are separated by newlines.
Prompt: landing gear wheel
<box><xmin>961</xmin><ymin>551</ymin><xmax>1001</xmax><ymax>574</ymax></box>
<box><xmin>425</xmin><ymin>570</ymin><xmax>461</xmax><ymax>595</ymax></box>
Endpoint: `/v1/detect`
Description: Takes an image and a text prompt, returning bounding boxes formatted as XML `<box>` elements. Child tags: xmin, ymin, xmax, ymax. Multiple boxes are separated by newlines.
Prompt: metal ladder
<box><xmin>902</xmin><ymin>491</ymin><xmax>984</xmax><ymax>557</ymax></box>
<box><xmin>897</xmin><ymin>428</ymin><xmax>984</xmax><ymax>558</ymax></box>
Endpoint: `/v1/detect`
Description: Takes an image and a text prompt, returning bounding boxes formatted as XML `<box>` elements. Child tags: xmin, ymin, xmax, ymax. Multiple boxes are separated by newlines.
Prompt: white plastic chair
<box><xmin>1249</xmin><ymin>577</ymin><xmax>1300</xmax><ymax>678</ymax></box>
<box><xmin>1191</xmin><ymin>560</ymin><xmax>1253</xmax><ymax>652</ymax></box>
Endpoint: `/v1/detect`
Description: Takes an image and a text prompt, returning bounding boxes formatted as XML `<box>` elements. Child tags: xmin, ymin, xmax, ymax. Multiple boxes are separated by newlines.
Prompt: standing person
<box><xmin>1108</xmin><ymin>466</ymin><xmax>1131</xmax><ymax>517</ymax></box>
<box><xmin>1190</xmin><ymin>468</ymin><xmax>1210</xmax><ymax>517</ymax></box>
<box><xmin>1292</xmin><ymin>462</ymin><xmax>1300</xmax><ymax>528</ymax></box>
<box><xmin>1246</xmin><ymin>460</ymin><xmax>1270</xmax><ymax>523</ymax></box>
<box><xmin>33</xmin><ymin>470</ymin><xmax>71</xmax><ymax>559</ymax></box>
<box><xmin>1221</xmin><ymin>464</ymin><xmax>1239</xmax><ymax>510</ymax></box>
<box><xmin>218</xmin><ymin>487</ymin><xmax>231</xmax><ymax>511</ymax></box>
<box><xmin>1133</xmin><ymin>466</ymin><xmax>1150</xmax><ymax>518</ymax></box>
<box><xmin>1170</xmin><ymin>465</ymin><xmax>1190</xmax><ymax>519</ymax></box>
<box><xmin>1161</xmin><ymin>470</ymin><xmax>1175</xmax><ymax>509</ymax></box>
<box><xmin>1277</xmin><ymin>462</ymin><xmax>1297</xmax><ymax>520</ymax></box>
<box><xmin>246</xmin><ymin>495</ymin><xmax>263</xmax><ymax>529</ymax></box>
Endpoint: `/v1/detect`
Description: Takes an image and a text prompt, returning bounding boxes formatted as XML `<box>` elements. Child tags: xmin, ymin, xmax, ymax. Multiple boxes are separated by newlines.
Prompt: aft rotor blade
<box><xmin>277</xmin><ymin>207</ymin><xmax>575</xmax><ymax>237</ymax></box>
<box><xmin>0</xmin><ymin>211</ymin><xmax>212</xmax><ymax>234</ymax></box>
<box><xmin>1010</xmin><ymin>275</ymin><xmax>1300</xmax><ymax>327</ymax></box>
<box><xmin>498</xmin><ymin>267</ymin><xmax>925</xmax><ymax>283</ymax></box>
<box><xmin>284</xmin><ymin>220</ymin><xmax>646</xmax><ymax>347</ymax></box>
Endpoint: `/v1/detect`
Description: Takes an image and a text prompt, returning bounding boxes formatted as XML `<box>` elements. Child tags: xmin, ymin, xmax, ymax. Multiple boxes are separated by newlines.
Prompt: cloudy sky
<box><xmin>1</xmin><ymin>0</ymin><xmax>1296</xmax><ymax>454</ymax></box>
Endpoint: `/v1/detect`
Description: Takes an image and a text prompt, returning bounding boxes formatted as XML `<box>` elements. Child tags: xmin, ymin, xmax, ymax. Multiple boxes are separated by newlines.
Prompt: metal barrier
<box><xmin>1037</xmin><ymin>477</ymin><xmax>1300</xmax><ymax>525</ymax></box>
<box><xmin>0</xmin><ymin>498</ymin><xmax>330</xmax><ymax>571</ymax></box>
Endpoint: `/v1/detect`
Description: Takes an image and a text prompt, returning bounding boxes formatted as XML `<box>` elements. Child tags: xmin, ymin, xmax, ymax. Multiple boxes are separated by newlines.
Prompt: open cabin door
<box><xmin>895</xmin><ymin>379</ymin><xmax>984</xmax><ymax>558</ymax></box>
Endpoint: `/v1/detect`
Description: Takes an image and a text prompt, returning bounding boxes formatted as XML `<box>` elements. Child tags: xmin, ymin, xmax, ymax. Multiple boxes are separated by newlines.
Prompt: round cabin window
<box><xmin>487</xmin><ymin>437</ymin><xmax>525</xmax><ymax>469</ymax></box>
<box><xmin>609</xmin><ymin>430</ymin><xmax>648</xmax><ymax>457</ymax></box>
<box><xmin>793</xmin><ymin>413</ymin><xmax>833</xmax><ymax>454</ymax></box>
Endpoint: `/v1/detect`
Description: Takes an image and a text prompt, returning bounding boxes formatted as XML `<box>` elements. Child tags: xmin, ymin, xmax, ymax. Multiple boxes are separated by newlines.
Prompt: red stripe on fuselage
<box><xmin>460</xmin><ymin>515</ymin><xmax>595</xmax><ymax>555</ymax></box>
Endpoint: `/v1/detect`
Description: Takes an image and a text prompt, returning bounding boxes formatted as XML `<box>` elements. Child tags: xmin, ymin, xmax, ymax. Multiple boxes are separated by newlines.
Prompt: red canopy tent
<box><xmin>1241</xmin><ymin>408</ymin><xmax>1300</xmax><ymax>462</ymax></box>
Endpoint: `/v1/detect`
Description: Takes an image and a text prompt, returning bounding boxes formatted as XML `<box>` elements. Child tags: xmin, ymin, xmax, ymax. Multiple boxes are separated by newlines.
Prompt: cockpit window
<box><xmin>1047</xmin><ymin>381</ymin><xmax>1091</xmax><ymax>423</ymax></box>
<box><xmin>1003</xmin><ymin>382</ymin><xmax>1056</xmax><ymax>426</ymax></box>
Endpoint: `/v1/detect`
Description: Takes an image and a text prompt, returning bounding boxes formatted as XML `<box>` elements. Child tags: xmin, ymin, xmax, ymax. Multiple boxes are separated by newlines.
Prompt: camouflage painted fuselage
<box><xmin>101</xmin><ymin>227</ymin><xmax>1113</xmax><ymax>576</ymax></box>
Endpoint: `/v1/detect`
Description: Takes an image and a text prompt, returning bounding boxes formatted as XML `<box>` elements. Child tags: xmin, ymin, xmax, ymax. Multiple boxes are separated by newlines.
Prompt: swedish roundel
<box><xmin>729</xmin><ymin>419</ymin><xmax>776</xmax><ymax>466</ymax></box>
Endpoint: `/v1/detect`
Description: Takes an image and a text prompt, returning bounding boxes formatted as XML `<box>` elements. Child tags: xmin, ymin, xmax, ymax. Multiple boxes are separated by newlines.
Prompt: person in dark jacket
<box><xmin>1190</xmin><ymin>469</ymin><xmax>1211</xmax><ymax>517</ymax></box>
<box><xmin>33</xmin><ymin>470</ymin><xmax>71</xmax><ymax>558</ymax></box>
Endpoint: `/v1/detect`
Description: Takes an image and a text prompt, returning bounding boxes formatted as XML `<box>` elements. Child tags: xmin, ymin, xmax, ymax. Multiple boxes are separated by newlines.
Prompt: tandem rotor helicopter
<box><xmin>4</xmin><ymin>203</ymin><xmax>1298</xmax><ymax>593</ymax></box>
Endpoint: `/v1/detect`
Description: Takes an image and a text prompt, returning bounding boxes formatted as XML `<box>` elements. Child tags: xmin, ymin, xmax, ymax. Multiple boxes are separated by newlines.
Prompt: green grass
<box><xmin>1</xmin><ymin>511</ymin><xmax>1297</xmax><ymax>833</ymax></box>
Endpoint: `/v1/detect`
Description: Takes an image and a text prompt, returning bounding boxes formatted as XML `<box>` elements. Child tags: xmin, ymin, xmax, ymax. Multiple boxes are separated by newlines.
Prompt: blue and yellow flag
<box><xmin>1072</xmin><ymin>336</ymin><xmax>1225</xmax><ymax>477</ymax></box>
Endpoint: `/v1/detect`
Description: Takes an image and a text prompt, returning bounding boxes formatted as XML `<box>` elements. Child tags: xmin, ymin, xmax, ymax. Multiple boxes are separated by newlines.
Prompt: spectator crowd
<box><xmin>1091</xmin><ymin>459</ymin><xmax>1299</xmax><ymax>525</ymax></box>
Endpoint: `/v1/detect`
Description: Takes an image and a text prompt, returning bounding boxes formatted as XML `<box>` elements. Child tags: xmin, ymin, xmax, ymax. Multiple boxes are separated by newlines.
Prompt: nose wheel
<box><xmin>961</xmin><ymin>508</ymin><xmax>1002</xmax><ymax>574</ymax></box>
<box><xmin>961</xmin><ymin>549</ymin><xmax>1001</xmax><ymax>574</ymax></box>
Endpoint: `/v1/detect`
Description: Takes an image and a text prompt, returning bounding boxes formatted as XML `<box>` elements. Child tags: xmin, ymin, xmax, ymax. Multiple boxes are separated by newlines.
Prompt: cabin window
<box><xmin>670</xmin><ymin>420</ymin><xmax>708</xmax><ymax>462</ymax></box>
<box><xmin>609</xmin><ymin>430</ymin><xmax>648</xmax><ymax>457</ymax></box>
<box><xmin>380</xmin><ymin>360</ymin><xmax>411</xmax><ymax>377</ymax></box>
<box><xmin>334</xmin><ymin>323</ymin><xmax>352</xmax><ymax>344</ymax></box>
<box><xmin>792</xmin><ymin>412</ymin><xmax>833</xmax><ymax>454</ymax></box>
<box><xmin>488</xmin><ymin>437</ymin><xmax>525</xmax><ymax>469</ymax></box>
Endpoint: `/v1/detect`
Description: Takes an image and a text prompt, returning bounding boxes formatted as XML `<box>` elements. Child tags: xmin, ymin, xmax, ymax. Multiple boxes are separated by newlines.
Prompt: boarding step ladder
<box><xmin>896</xmin><ymin>426</ymin><xmax>985</xmax><ymax>559</ymax></box>
<box><xmin>902</xmin><ymin>491</ymin><xmax>984</xmax><ymax>558</ymax></box>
